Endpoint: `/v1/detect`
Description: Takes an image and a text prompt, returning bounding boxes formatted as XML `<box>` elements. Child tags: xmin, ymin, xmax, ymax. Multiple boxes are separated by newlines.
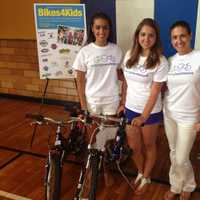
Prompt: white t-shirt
<box><xmin>123</xmin><ymin>51</ymin><xmax>168</xmax><ymax>113</ymax></box>
<box><xmin>164</xmin><ymin>50</ymin><xmax>200</xmax><ymax>123</ymax></box>
<box><xmin>72</xmin><ymin>42</ymin><xmax>123</xmax><ymax>104</ymax></box>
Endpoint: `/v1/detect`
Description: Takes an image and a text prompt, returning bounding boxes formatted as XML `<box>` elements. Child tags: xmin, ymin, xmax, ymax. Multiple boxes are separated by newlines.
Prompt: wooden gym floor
<box><xmin>0</xmin><ymin>98</ymin><xmax>200</xmax><ymax>200</ymax></box>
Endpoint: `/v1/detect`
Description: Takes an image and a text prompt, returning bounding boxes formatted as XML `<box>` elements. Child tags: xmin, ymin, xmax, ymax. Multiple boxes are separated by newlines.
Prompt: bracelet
<box><xmin>140</xmin><ymin>115</ymin><xmax>146</xmax><ymax>122</ymax></box>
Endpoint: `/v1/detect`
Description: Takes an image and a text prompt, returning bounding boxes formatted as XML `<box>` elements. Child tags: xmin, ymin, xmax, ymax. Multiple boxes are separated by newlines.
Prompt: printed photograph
<box><xmin>57</xmin><ymin>25</ymin><xmax>84</xmax><ymax>46</ymax></box>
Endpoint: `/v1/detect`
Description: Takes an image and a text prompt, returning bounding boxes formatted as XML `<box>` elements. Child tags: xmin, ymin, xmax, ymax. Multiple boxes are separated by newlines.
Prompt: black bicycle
<box><xmin>26</xmin><ymin>113</ymin><xmax>87</xmax><ymax>200</ymax></box>
<box><xmin>74</xmin><ymin>114</ymin><xmax>131</xmax><ymax>200</ymax></box>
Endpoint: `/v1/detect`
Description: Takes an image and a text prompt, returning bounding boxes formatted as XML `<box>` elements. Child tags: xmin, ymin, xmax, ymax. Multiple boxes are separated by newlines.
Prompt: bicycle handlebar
<box><xmin>25</xmin><ymin>113</ymin><xmax>84</xmax><ymax>126</ymax></box>
<box><xmin>26</xmin><ymin>112</ymin><xmax>85</xmax><ymax>148</ymax></box>
<box><xmin>26</xmin><ymin>113</ymin><xmax>44</xmax><ymax>122</ymax></box>
<box><xmin>90</xmin><ymin>114</ymin><xmax>125</xmax><ymax>123</ymax></box>
<box><xmin>26</xmin><ymin>112</ymin><xmax>126</xmax><ymax>127</ymax></box>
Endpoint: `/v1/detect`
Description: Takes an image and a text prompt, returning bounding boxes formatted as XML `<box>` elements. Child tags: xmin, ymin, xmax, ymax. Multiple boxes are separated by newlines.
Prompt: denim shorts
<box><xmin>125</xmin><ymin>107</ymin><xmax>163</xmax><ymax>125</ymax></box>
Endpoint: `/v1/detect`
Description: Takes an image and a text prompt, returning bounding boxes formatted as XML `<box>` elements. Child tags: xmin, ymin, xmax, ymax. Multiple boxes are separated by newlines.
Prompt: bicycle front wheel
<box><xmin>88</xmin><ymin>151</ymin><xmax>101</xmax><ymax>200</ymax></box>
<box><xmin>45</xmin><ymin>153</ymin><xmax>62</xmax><ymax>200</ymax></box>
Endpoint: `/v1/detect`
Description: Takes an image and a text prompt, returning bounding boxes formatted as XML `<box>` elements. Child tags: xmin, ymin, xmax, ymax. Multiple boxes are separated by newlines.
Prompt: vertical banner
<box><xmin>34</xmin><ymin>4</ymin><xmax>87</xmax><ymax>79</ymax></box>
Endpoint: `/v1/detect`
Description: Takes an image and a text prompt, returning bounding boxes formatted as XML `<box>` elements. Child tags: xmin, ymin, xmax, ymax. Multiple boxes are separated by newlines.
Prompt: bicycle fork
<box><xmin>74</xmin><ymin>149</ymin><xmax>102</xmax><ymax>200</ymax></box>
<box><xmin>74</xmin><ymin>152</ymin><xmax>91</xmax><ymax>200</ymax></box>
<box><xmin>44</xmin><ymin>151</ymin><xmax>53</xmax><ymax>187</ymax></box>
<box><xmin>44</xmin><ymin>149</ymin><xmax>65</xmax><ymax>188</ymax></box>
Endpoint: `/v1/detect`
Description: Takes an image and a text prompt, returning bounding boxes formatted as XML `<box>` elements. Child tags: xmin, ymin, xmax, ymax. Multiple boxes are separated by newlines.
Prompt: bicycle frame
<box><xmin>44</xmin><ymin>123</ymin><xmax>65</xmax><ymax>197</ymax></box>
<box><xmin>26</xmin><ymin>113</ymin><xmax>87</xmax><ymax>200</ymax></box>
<box><xmin>74</xmin><ymin>114</ymin><xmax>127</xmax><ymax>200</ymax></box>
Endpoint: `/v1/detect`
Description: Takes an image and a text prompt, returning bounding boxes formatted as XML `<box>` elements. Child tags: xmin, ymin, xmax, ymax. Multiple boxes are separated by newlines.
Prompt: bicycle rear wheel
<box><xmin>45</xmin><ymin>152</ymin><xmax>62</xmax><ymax>200</ymax></box>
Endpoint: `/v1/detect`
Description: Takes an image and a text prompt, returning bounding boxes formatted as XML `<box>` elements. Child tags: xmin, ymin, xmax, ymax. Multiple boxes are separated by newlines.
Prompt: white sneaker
<box><xmin>138</xmin><ymin>177</ymin><xmax>151</xmax><ymax>189</ymax></box>
<box><xmin>135</xmin><ymin>177</ymin><xmax>151</xmax><ymax>195</ymax></box>
<box><xmin>134</xmin><ymin>172</ymin><xmax>143</xmax><ymax>184</ymax></box>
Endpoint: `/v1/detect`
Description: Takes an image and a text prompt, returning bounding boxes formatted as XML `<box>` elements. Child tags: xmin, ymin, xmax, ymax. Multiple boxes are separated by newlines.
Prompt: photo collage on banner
<box><xmin>34</xmin><ymin>4</ymin><xmax>87</xmax><ymax>79</ymax></box>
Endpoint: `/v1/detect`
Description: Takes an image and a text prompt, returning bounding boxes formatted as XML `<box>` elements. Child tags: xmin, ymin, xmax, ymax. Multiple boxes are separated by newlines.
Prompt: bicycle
<box><xmin>74</xmin><ymin>113</ymin><xmax>132</xmax><ymax>200</ymax></box>
<box><xmin>26</xmin><ymin>113</ymin><xmax>87</xmax><ymax>200</ymax></box>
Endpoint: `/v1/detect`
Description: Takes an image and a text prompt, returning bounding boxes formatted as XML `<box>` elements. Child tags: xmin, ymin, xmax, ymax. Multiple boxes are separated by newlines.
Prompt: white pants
<box><xmin>87</xmin><ymin>101</ymin><xmax>119</xmax><ymax>116</ymax></box>
<box><xmin>87</xmin><ymin>101</ymin><xmax>119</xmax><ymax>150</ymax></box>
<box><xmin>164</xmin><ymin>113</ymin><xmax>197</xmax><ymax>193</ymax></box>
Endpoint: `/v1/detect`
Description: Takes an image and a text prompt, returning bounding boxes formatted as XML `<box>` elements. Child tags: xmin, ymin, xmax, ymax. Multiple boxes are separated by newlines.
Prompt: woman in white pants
<box><xmin>164</xmin><ymin>21</ymin><xmax>200</xmax><ymax>200</ymax></box>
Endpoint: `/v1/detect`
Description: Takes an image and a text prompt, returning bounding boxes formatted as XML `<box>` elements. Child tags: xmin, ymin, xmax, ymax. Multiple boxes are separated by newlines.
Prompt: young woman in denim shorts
<box><xmin>119</xmin><ymin>18</ymin><xmax>168</xmax><ymax>195</ymax></box>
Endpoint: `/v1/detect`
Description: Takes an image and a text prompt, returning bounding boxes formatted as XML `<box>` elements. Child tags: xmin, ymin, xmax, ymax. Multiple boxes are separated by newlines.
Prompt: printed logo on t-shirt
<box><xmin>124</xmin><ymin>64</ymin><xmax>149</xmax><ymax>77</ymax></box>
<box><xmin>90</xmin><ymin>55</ymin><xmax>118</xmax><ymax>67</ymax></box>
<box><xmin>168</xmin><ymin>62</ymin><xmax>193</xmax><ymax>75</ymax></box>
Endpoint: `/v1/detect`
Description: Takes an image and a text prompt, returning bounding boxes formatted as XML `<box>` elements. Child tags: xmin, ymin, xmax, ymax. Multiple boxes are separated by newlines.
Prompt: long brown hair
<box><xmin>126</xmin><ymin>18</ymin><xmax>163</xmax><ymax>69</ymax></box>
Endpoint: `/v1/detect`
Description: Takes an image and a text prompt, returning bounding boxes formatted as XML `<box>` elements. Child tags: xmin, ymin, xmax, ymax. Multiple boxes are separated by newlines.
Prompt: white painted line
<box><xmin>0</xmin><ymin>190</ymin><xmax>32</xmax><ymax>200</ymax></box>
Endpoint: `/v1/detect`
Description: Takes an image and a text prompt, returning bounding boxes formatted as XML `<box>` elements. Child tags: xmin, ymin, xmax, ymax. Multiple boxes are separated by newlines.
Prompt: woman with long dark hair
<box><xmin>72</xmin><ymin>12</ymin><xmax>123</xmax><ymax>187</ymax></box>
<box><xmin>73</xmin><ymin>11</ymin><xmax>123</xmax><ymax>116</ymax></box>
<box><xmin>119</xmin><ymin>18</ymin><xmax>168</xmax><ymax>195</ymax></box>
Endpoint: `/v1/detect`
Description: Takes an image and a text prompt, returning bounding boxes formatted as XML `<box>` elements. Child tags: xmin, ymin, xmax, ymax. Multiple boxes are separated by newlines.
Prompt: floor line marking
<box><xmin>0</xmin><ymin>190</ymin><xmax>32</xmax><ymax>200</ymax></box>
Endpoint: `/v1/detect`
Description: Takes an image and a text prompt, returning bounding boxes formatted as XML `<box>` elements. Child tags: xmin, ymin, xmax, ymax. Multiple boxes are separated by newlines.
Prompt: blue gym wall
<box><xmin>80</xmin><ymin>0</ymin><xmax>116</xmax><ymax>42</ymax></box>
<box><xmin>154</xmin><ymin>0</ymin><xmax>199</xmax><ymax>56</ymax></box>
<box><xmin>81</xmin><ymin>0</ymin><xmax>200</xmax><ymax>57</ymax></box>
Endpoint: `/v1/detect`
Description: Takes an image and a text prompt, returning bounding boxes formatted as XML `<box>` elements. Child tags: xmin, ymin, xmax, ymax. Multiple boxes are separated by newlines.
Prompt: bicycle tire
<box><xmin>88</xmin><ymin>151</ymin><xmax>101</xmax><ymax>200</ymax></box>
<box><xmin>45</xmin><ymin>153</ymin><xmax>62</xmax><ymax>200</ymax></box>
